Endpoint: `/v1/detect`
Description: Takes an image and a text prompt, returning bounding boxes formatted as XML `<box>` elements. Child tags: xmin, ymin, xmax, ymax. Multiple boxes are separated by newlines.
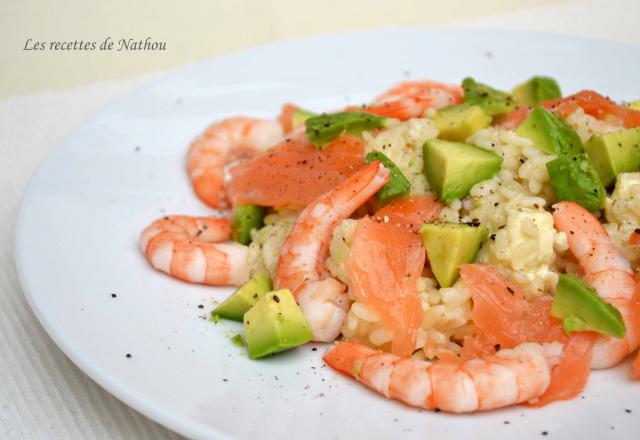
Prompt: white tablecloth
<box><xmin>1</xmin><ymin>1</ymin><xmax>638</xmax><ymax>438</ymax></box>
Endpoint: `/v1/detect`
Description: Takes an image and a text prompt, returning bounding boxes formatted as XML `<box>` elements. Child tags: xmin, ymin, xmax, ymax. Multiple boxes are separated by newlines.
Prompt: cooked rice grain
<box><xmin>363</xmin><ymin>118</ymin><xmax>438</xmax><ymax>196</ymax></box>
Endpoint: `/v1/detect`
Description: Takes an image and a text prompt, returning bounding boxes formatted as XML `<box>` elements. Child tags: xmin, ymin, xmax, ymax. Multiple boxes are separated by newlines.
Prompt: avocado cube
<box><xmin>212</xmin><ymin>273</ymin><xmax>272</xmax><ymax>321</ymax></box>
<box><xmin>627</xmin><ymin>100</ymin><xmax>640</xmax><ymax>111</ymax></box>
<box><xmin>433</xmin><ymin>104</ymin><xmax>492</xmax><ymax>142</ymax></box>
<box><xmin>421</xmin><ymin>223</ymin><xmax>488</xmax><ymax>287</ymax></box>
<box><xmin>291</xmin><ymin>108</ymin><xmax>316</xmax><ymax>130</ymax></box>
<box><xmin>243</xmin><ymin>289</ymin><xmax>313</xmax><ymax>359</ymax></box>
<box><xmin>462</xmin><ymin>77</ymin><xmax>516</xmax><ymax>116</ymax></box>
<box><xmin>546</xmin><ymin>154</ymin><xmax>605</xmax><ymax>211</ymax></box>
<box><xmin>512</xmin><ymin>76</ymin><xmax>562</xmax><ymax>107</ymax></box>
<box><xmin>232</xmin><ymin>204</ymin><xmax>266</xmax><ymax>245</ymax></box>
<box><xmin>305</xmin><ymin>112</ymin><xmax>387</xmax><ymax>148</ymax></box>
<box><xmin>365</xmin><ymin>151</ymin><xmax>410</xmax><ymax>201</ymax></box>
<box><xmin>516</xmin><ymin>106</ymin><xmax>583</xmax><ymax>156</ymax></box>
<box><xmin>422</xmin><ymin>139</ymin><xmax>502</xmax><ymax>202</ymax></box>
<box><xmin>583</xmin><ymin>127</ymin><xmax>640</xmax><ymax>188</ymax></box>
<box><xmin>551</xmin><ymin>274</ymin><xmax>626</xmax><ymax>338</ymax></box>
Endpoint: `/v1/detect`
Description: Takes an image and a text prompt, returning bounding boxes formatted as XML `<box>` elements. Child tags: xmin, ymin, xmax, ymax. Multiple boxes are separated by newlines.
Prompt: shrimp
<box><xmin>364</xmin><ymin>80</ymin><xmax>464</xmax><ymax>120</ymax></box>
<box><xmin>323</xmin><ymin>341</ymin><xmax>552</xmax><ymax>413</ymax></box>
<box><xmin>630</xmin><ymin>230</ymin><xmax>640</xmax><ymax>245</ymax></box>
<box><xmin>140</xmin><ymin>215</ymin><xmax>249</xmax><ymax>286</ymax></box>
<box><xmin>552</xmin><ymin>201</ymin><xmax>640</xmax><ymax>369</ymax></box>
<box><xmin>274</xmin><ymin>161</ymin><xmax>390</xmax><ymax>341</ymax></box>
<box><xmin>187</xmin><ymin>116</ymin><xmax>283</xmax><ymax>209</ymax></box>
<box><xmin>630</xmin><ymin>282</ymin><xmax>640</xmax><ymax>379</ymax></box>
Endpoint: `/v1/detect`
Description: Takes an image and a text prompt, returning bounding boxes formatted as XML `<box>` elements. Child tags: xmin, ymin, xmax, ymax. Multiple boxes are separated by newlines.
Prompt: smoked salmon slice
<box><xmin>373</xmin><ymin>195</ymin><xmax>444</xmax><ymax>232</ymax></box>
<box><xmin>459</xmin><ymin>264</ymin><xmax>566</xmax><ymax>350</ymax></box>
<box><xmin>528</xmin><ymin>332</ymin><xmax>596</xmax><ymax>407</ymax></box>
<box><xmin>345</xmin><ymin>216</ymin><xmax>425</xmax><ymax>357</ymax></box>
<box><xmin>460</xmin><ymin>263</ymin><xmax>597</xmax><ymax>406</ymax></box>
<box><xmin>228</xmin><ymin>133</ymin><xmax>365</xmax><ymax>207</ymax></box>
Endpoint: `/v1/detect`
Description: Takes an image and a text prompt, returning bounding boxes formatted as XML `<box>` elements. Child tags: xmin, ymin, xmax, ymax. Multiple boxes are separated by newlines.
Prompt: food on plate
<box><xmin>421</xmin><ymin>222</ymin><xmax>488</xmax><ymax>288</ymax></box>
<box><xmin>140</xmin><ymin>215</ymin><xmax>249</xmax><ymax>286</ymax></box>
<box><xmin>584</xmin><ymin>127</ymin><xmax>640</xmax><ymax>187</ymax></box>
<box><xmin>243</xmin><ymin>289</ymin><xmax>313</xmax><ymax>359</ymax></box>
<box><xmin>512</xmin><ymin>76</ymin><xmax>562</xmax><ymax>107</ymax></box>
<box><xmin>139</xmin><ymin>76</ymin><xmax>640</xmax><ymax>413</ymax></box>
<box><xmin>212</xmin><ymin>273</ymin><xmax>272</xmax><ymax>321</ymax></box>
<box><xmin>422</xmin><ymin>139</ymin><xmax>502</xmax><ymax>202</ymax></box>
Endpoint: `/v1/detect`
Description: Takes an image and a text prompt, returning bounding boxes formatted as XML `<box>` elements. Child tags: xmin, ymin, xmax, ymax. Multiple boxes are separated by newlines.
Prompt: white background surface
<box><xmin>1</xmin><ymin>1</ymin><xmax>639</xmax><ymax>438</ymax></box>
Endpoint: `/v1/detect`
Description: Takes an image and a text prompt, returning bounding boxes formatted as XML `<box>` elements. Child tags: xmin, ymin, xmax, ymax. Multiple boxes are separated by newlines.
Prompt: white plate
<box><xmin>15</xmin><ymin>28</ymin><xmax>640</xmax><ymax>439</ymax></box>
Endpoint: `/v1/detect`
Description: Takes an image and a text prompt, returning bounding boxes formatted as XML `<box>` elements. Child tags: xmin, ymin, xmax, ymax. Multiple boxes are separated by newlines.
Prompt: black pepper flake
<box><xmin>312</xmin><ymin>347</ymin><xmax>318</xmax><ymax>351</ymax></box>
<box><xmin>273</xmin><ymin>295</ymin><xmax>280</xmax><ymax>303</ymax></box>
<box><xmin>504</xmin><ymin>421</ymin><xmax>510</xmax><ymax>425</ymax></box>
<box><xmin>507</xmin><ymin>287</ymin><xmax>514</xmax><ymax>295</ymax></box>
<box><xmin>111</xmin><ymin>293</ymin><xmax>117</xmax><ymax>298</ymax></box>
<box><xmin>625</xmin><ymin>409</ymin><xmax>632</xmax><ymax>413</ymax></box>
<box><xmin>434</xmin><ymin>408</ymin><xmax>441</xmax><ymax>413</ymax></box>
<box><xmin>125</xmin><ymin>353</ymin><xmax>132</xmax><ymax>358</ymax></box>
<box><xmin>635</xmin><ymin>228</ymin><xmax>640</xmax><ymax>234</ymax></box>
<box><xmin>490</xmin><ymin>234</ymin><xmax>496</xmax><ymax>241</ymax></box>
<box><xmin>494</xmin><ymin>344</ymin><xmax>501</xmax><ymax>351</ymax></box>
<box><xmin>197</xmin><ymin>304</ymin><xmax>204</xmax><ymax>309</ymax></box>
<box><xmin>542</xmin><ymin>431</ymin><xmax>548</xmax><ymax>436</ymax></box>
<box><xmin>223</xmin><ymin>378</ymin><xmax>228</xmax><ymax>382</ymax></box>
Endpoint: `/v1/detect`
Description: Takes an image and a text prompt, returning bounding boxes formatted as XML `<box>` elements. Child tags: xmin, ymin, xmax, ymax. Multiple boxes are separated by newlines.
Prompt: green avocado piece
<box><xmin>583</xmin><ymin>127</ymin><xmax>640</xmax><ymax>188</ymax></box>
<box><xmin>422</xmin><ymin>139</ymin><xmax>502</xmax><ymax>202</ymax></box>
<box><xmin>291</xmin><ymin>108</ymin><xmax>316</xmax><ymax>130</ymax></box>
<box><xmin>627</xmin><ymin>100</ymin><xmax>640</xmax><ymax>111</ymax></box>
<box><xmin>421</xmin><ymin>223</ymin><xmax>488</xmax><ymax>287</ymax></box>
<box><xmin>305</xmin><ymin>112</ymin><xmax>387</xmax><ymax>148</ymax></box>
<box><xmin>516</xmin><ymin>106</ymin><xmax>605</xmax><ymax>210</ymax></box>
<box><xmin>243</xmin><ymin>289</ymin><xmax>313</xmax><ymax>359</ymax></box>
<box><xmin>433</xmin><ymin>104</ymin><xmax>492</xmax><ymax>142</ymax></box>
<box><xmin>462</xmin><ymin>77</ymin><xmax>516</xmax><ymax>116</ymax></box>
<box><xmin>551</xmin><ymin>274</ymin><xmax>626</xmax><ymax>338</ymax></box>
<box><xmin>512</xmin><ymin>76</ymin><xmax>562</xmax><ymax>107</ymax></box>
<box><xmin>365</xmin><ymin>151</ymin><xmax>410</xmax><ymax>201</ymax></box>
<box><xmin>212</xmin><ymin>273</ymin><xmax>272</xmax><ymax>321</ymax></box>
<box><xmin>516</xmin><ymin>106</ymin><xmax>583</xmax><ymax>156</ymax></box>
<box><xmin>546</xmin><ymin>154</ymin><xmax>605</xmax><ymax>211</ymax></box>
<box><xmin>232</xmin><ymin>204</ymin><xmax>266</xmax><ymax>245</ymax></box>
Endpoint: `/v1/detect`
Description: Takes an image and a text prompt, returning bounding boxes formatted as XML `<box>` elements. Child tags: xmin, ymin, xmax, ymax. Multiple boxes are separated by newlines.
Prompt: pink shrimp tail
<box><xmin>323</xmin><ymin>341</ymin><xmax>375</xmax><ymax>376</ymax></box>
